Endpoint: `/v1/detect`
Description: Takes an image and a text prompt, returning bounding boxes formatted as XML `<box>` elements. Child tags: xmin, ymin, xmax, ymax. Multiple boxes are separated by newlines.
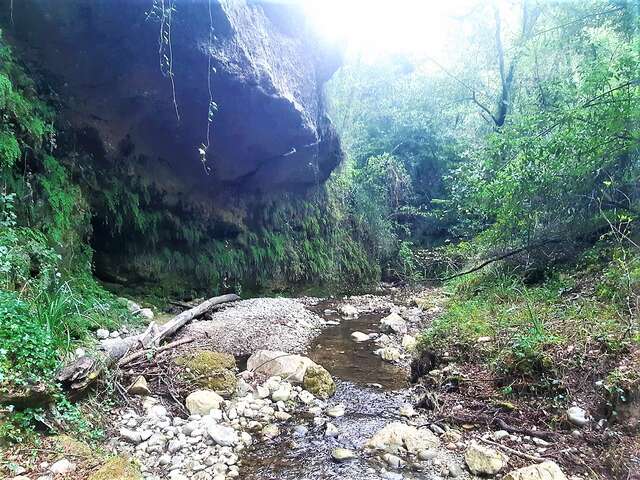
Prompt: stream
<box><xmin>241</xmin><ymin>300</ymin><xmax>420</xmax><ymax>480</ymax></box>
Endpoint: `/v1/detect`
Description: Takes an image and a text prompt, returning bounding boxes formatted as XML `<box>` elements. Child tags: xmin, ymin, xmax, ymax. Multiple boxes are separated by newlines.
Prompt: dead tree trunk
<box><xmin>57</xmin><ymin>293</ymin><xmax>240</xmax><ymax>392</ymax></box>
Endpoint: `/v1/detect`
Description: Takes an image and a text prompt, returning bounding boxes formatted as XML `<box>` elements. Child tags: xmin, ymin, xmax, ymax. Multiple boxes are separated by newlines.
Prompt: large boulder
<box><xmin>366</xmin><ymin>422</ymin><xmax>440</xmax><ymax>454</ymax></box>
<box><xmin>503</xmin><ymin>461</ymin><xmax>567</xmax><ymax>480</ymax></box>
<box><xmin>247</xmin><ymin>350</ymin><xmax>316</xmax><ymax>383</ymax></box>
<box><xmin>2</xmin><ymin>1</ymin><xmax>341</xmax><ymax>192</ymax></box>
<box><xmin>380</xmin><ymin>312</ymin><xmax>408</xmax><ymax>335</ymax></box>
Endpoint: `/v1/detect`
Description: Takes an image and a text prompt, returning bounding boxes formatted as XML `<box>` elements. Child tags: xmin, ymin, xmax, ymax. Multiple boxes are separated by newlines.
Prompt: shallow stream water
<box><xmin>241</xmin><ymin>300</ymin><xmax>423</xmax><ymax>480</ymax></box>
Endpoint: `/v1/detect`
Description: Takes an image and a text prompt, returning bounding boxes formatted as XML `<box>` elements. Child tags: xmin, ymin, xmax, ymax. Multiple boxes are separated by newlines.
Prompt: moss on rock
<box><xmin>303</xmin><ymin>365</ymin><xmax>336</xmax><ymax>399</ymax></box>
<box><xmin>53</xmin><ymin>434</ymin><xmax>93</xmax><ymax>458</ymax></box>
<box><xmin>175</xmin><ymin>350</ymin><xmax>237</xmax><ymax>396</ymax></box>
<box><xmin>88</xmin><ymin>456</ymin><xmax>141</xmax><ymax>480</ymax></box>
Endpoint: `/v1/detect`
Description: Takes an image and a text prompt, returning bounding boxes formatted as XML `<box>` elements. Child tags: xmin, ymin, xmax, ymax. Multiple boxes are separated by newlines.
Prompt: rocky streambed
<box><xmin>11</xmin><ymin>289</ymin><xmax>574</xmax><ymax>480</ymax></box>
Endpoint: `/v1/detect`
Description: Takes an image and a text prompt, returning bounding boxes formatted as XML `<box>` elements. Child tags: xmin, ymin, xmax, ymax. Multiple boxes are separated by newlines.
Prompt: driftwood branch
<box><xmin>481</xmin><ymin>437</ymin><xmax>546</xmax><ymax>462</ymax></box>
<box><xmin>119</xmin><ymin>337</ymin><xmax>195</xmax><ymax>367</ymax></box>
<box><xmin>444</xmin><ymin>413</ymin><xmax>559</xmax><ymax>441</ymax></box>
<box><xmin>441</xmin><ymin>239</ymin><xmax>562</xmax><ymax>281</ymax></box>
<box><xmin>57</xmin><ymin>293</ymin><xmax>240</xmax><ymax>392</ymax></box>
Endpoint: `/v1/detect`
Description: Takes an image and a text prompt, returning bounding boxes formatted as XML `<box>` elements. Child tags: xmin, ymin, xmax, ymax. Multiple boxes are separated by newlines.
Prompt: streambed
<box><xmin>240</xmin><ymin>298</ymin><xmax>440</xmax><ymax>480</ymax></box>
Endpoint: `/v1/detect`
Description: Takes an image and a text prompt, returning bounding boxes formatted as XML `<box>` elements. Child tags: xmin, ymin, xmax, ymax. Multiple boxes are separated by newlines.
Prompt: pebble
<box><xmin>492</xmin><ymin>430</ymin><xmax>510</xmax><ymax>441</ymax></box>
<box><xmin>256</xmin><ymin>385</ymin><xmax>270</xmax><ymax>399</ymax></box>
<box><xmin>383</xmin><ymin>453</ymin><xmax>406</xmax><ymax>469</ymax></box>
<box><xmin>262</xmin><ymin>424</ymin><xmax>280</xmax><ymax>439</ymax></box>
<box><xmin>382</xmin><ymin>472</ymin><xmax>403</xmax><ymax>480</ymax></box>
<box><xmin>331</xmin><ymin>447</ymin><xmax>356</xmax><ymax>462</ymax></box>
<box><xmin>418</xmin><ymin>449</ymin><xmax>438</xmax><ymax>461</ymax></box>
<box><xmin>325</xmin><ymin>422</ymin><xmax>339</xmax><ymax>437</ymax></box>
<box><xmin>326</xmin><ymin>404</ymin><xmax>345</xmax><ymax>417</ymax></box>
<box><xmin>293</xmin><ymin>425</ymin><xmax>309</xmax><ymax>437</ymax></box>
<box><xmin>447</xmin><ymin>462</ymin><xmax>463</xmax><ymax>477</ymax></box>
<box><xmin>272</xmin><ymin>384</ymin><xmax>292</xmax><ymax>402</ymax></box>
<box><xmin>430</xmin><ymin>424</ymin><xmax>446</xmax><ymax>435</ymax></box>
<box><xmin>399</xmin><ymin>404</ymin><xmax>417</xmax><ymax>417</ymax></box>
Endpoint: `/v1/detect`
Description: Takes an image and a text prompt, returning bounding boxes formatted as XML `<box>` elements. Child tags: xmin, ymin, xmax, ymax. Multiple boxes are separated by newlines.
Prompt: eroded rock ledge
<box><xmin>2</xmin><ymin>0</ymin><xmax>341</xmax><ymax>193</ymax></box>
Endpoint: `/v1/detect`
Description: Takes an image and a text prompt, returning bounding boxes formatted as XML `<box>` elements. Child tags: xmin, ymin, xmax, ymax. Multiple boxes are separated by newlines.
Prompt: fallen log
<box><xmin>57</xmin><ymin>293</ymin><xmax>240</xmax><ymax>392</ymax></box>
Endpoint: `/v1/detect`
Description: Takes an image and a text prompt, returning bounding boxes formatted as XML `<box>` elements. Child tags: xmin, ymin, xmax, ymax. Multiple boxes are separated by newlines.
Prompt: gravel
<box><xmin>179</xmin><ymin>298</ymin><xmax>326</xmax><ymax>356</ymax></box>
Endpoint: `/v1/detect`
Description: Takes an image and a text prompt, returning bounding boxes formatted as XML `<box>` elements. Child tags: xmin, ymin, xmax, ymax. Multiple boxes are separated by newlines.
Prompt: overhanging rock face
<box><xmin>2</xmin><ymin>0</ymin><xmax>342</xmax><ymax>194</ymax></box>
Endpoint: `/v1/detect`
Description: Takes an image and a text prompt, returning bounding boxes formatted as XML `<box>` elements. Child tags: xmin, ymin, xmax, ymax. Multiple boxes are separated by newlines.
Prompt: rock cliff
<box><xmin>2</xmin><ymin>0</ymin><xmax>341</xmax><ymax>193</ymax></box>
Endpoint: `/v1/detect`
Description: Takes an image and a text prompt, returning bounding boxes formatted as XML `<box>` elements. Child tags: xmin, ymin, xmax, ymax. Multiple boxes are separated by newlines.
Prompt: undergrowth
<box><xmin>417</xmin><ymin>242</ymin><xmax>639</xmax><ymax>392</ymax></box>
<box><xmin>0</xmin><ymin>31</ymin><xmax>132</xmax><ymax>442</ymax></box>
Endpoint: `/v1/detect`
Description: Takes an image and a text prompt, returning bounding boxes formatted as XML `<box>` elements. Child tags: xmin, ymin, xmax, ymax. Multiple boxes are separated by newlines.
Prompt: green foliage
<box><xmin>0</xmin><ymin>31</ymin><xmax>134</xmax><ymax>442</ymax></box>
<box><xmin>0</xmin><ymin>130</ymin><xmax>20</xmax><ymax>169</ymax></box>
<box><xmin>0</xmin><ymin>290</ymin><xmax>59</xmax><ymax>387</ymax></box>
<box><xmin>443</xmin><ymin>2</ymin><xmax>640</xmax><ymax>249</ymax></box>
<box><xmin>419</xmin><ymin>248</ymin><xmax>638</xmax><ymax>382</ymax></box>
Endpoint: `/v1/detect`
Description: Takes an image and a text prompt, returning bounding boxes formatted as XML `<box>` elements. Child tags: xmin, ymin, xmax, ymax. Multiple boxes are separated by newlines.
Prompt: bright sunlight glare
<box><xmin>302</xmin><ymin>0</ymin><xmax>476</xmax><ymax>60</ymax></box>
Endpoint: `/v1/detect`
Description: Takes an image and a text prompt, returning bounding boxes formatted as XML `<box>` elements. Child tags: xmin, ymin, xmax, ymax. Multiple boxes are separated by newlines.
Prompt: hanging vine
<box><xmin>198</xmin><ymin>0</ymin><xmax>217</xmax><ymax>175</ymax></box>
<box><xmin>147</xmin><ymin>0</ymin><xmax>180</xmax><ymax>122</ymax></box>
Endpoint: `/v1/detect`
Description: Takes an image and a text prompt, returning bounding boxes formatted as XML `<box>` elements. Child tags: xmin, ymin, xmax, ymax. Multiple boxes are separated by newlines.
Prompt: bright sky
<box><xmin>302</xmin><ymin>0</ymin><xmax>477</xmax><ymax>61</ymax></box>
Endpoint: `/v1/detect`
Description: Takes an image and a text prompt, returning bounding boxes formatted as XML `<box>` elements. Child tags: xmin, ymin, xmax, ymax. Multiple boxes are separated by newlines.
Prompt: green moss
<box><xmin>176</xmin><ymin>350</ymin><xmax>236</xmax><ymax>371</ymax></box>
<box><xmin>176</xmin><ymin>351</ymin><xmax>237</xmax><ymax>395</ymax></box>
<box><xmin>303</xmin><ymin>365</ymin><xmax>336</xmax><ymax>399</ymax></box>
<box><xmin>88</xmin><ymin>456</ymin><xmax>142</xmax><ymax>480</ymax></box>
<box><xmin>53</xmin><ymin>434</ymin><xmax>93</xmax><ymax>458</ymax></box>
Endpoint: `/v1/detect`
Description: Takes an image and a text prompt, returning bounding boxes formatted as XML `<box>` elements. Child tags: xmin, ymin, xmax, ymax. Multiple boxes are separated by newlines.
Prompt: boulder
<box><xmin>503</xmin><ymin>461</ymin><xmax>567</xmax><ymax>480</ymax></box>
<box><xmin>303</xmin><ymin>365</ymin><xmax>336</xmax><ymax>399</ymax></box>
<box><xmin>367</xmin><ymin>422</ymin><xmax>440</xmax><ymax>454</ymax></box>
<box><xmin>401</xmin><ymin>335</ymin><xmax>417</xmax><ymax>350</ymax></box>
<box><xmin>377</xmin><ymin>347</ymin><xmax>401</xmax><ymax>362</ymax></box>
<box><xmin>128</xmin><ymin>376</ymin><xmax>150</xmax><ymax>396</ymax></box>
<box><xmin>464</xmin><ymin>443</ymin><xmax>508</xmax><ymax>475</ymax></box>
<box><xmin>247</xmin><ymin>350</ymin><xmax>316</xmax><ymax>383</ymax></box>
<box><xmin>380</xmin><ymin>312</ymin><xmax>408</xmax><ymax>335</ymax></box>
<box><xmin>138</xmin><ymin>308</ymin><xmax>154</xmax><ymax>321</ymax></box>
<box><xmin>185</xmin><ymin>390</ymin><xmax>224</xmax><ymax>416</ymax></box>
<box><xmin>339</xmin><ymin>304</ymin><xmax>359</xmax><ymax>318</ymax></box>
<box><xmin>176</xmin><ymin>350</ymin><xmax>237</xmax><ymax>397</ymax></box>
<box><xmin>49</xmin><ymin>459</ymin><xmax>76</xmax><ymax>475</ymax></box>
<box><xmin>0</xmin><ymin>382</ymin><xmax>53</xmax><ymax>409</ymax></box>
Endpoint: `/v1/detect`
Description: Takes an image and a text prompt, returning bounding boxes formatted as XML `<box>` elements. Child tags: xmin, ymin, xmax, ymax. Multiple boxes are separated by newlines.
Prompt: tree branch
<box><xmin>441</xmin><ymin>239</ymin><xmax>563</xmax><ymax>281</ymax></box>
